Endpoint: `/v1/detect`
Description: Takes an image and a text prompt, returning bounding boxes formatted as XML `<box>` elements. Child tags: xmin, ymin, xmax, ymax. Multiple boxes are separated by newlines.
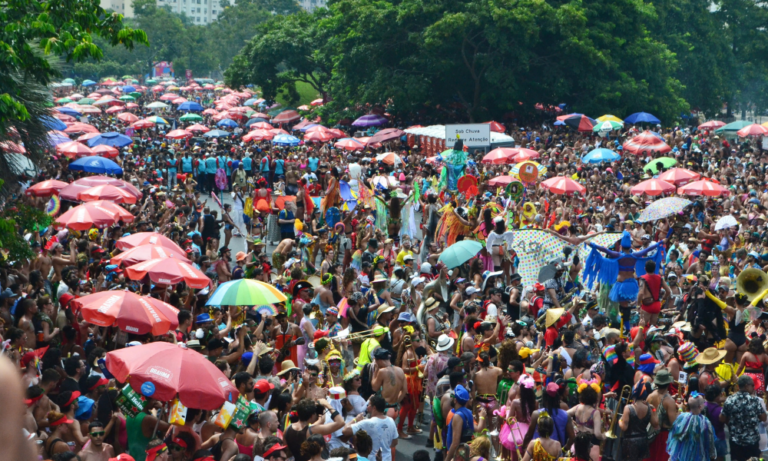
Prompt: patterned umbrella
<box><xmin>206</xmin><ymin>279</ymin><xmax>287</xmax><ymax>306</ymax></box>
<box><xmin>510</xmin><ymin>161</ymin><xmax>547</xmax><ymax>177</ymax></box>
<box><xmin>636</xmin><ymin>197</ymin><xmax>693</xmax><ymax>222</ymax></box>
<box><xmin>593</xmin><ymin>120</ymin><xmax>623</xmax><ymax>133</ymax></box>
<box><xmin>622</xmin><ymin>130</ymin><xmax>671</xmax><ymax>155</ymax></box>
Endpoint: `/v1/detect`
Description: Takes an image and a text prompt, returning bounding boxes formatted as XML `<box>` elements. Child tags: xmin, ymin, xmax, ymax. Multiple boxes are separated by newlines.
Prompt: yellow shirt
<box><xmin>396</xmin><ymin>249</ymin><xmax>414</xmax><ymax>266</ymax></box>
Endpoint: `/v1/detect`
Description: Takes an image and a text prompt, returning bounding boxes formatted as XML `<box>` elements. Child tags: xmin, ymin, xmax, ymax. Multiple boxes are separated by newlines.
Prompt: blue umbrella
<box><xmin>41</xmin><ymin>116</ymin><xmax>67</xmax><ymax>131</ymax></box>
<box><xmin>273</xmin><ymin>134</ymin><xmax>300</xmax><ymax>146</ymax></box>
<box><xmin>624</xmin><ymin>112</ymin><xmax>660</xmax><ymax>124</ymax></box>
<box><xmin>554</xmin><ymin>120</ymin><xmax>565</xmax><ymax>126</ymax></box>
<box><xmin>69</xmin><ymin>156</ymin><xmax>123</xmax><ymax>175</ymax></box>
<box><xmin>351</xmin><ymin>114</ymin><xmax>388</xmax><ymax>127</ymax></box>
<box><xmin>178</xmin><ymin>101</ymin><xmax>204</xmax><ymax>112</ymax></box>
<box><xmin>121</xmin><ymin>85</ymin><xmax>136</xmax><ymax>93</ymax></box>
<box><xmin>582</xmin><ymin>148</ymin><xmax>620</xmax><ymax>164</ymax></box>
<box><xmin>86</xmin><ymin>132</ymin><xmax>133</xmax><ymax>148</ymax></box>
<box><xmin>217</xmin><ymin>118</ymin><xmax>238</xmax><ymax>128</ymax></box>
<box><xmin>57</xmin><ymin>106</ymin><xmax>81</xmax><ymax>117</ymax></box>
<box><xmin>244</xmin><ymin>98</ymin><xmax>260</xmax><ymax>106</ymax></box>
<box><xmin>47</xmin><ymin>133</ymin><xmax>71</xmax><ymax>146</ymax></box>
<box><xmin>203</xmin><ymin>130</ymin><xmax>231</xmax><ymax>138</ymax></box>
<box><xmin>82</xmin><ymin>80</ymin><xmax>97</xmax><ymax>87</ymax></box>
<box><xmin>245</xmin><ymin>118</ymin><xmax>268</xmax><ymax>127</ymax></box>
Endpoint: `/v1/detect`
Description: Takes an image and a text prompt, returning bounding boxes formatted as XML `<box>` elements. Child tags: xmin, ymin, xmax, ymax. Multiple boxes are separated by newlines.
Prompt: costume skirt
<box><xmin>609</xmin><ymin>278</ymin><xmax>639</xmax><ymax>303</ymax></box>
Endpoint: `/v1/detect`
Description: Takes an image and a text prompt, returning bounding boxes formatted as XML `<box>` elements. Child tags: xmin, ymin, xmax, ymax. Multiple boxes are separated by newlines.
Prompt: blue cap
<box><xmin>196</xmin><ymin>313</ymin><xmax>212</xmax><ymax>324</ymax></box>
<box><xmin>455</xmin><ymin>384</ymin><xmax>470</xmax><ymax>404</ymax></box>
<box><xmin>242</xmin><ymin>352</ymin><xmax>254</xmax><ymax>365</ymax></box>
<box><xmin>75</xmin><ymin>396</ymin><xmax>95</xmax><ymax>420</ymax></box>
<box><xmin>187</xmin><ymin>231</ymin><xmax>201</xmax><ymax>238</ymax></box>
<box><xmin>398</xmin><ymin>312</ymin><xmax>415</xmax><ymax>323</ymax></box>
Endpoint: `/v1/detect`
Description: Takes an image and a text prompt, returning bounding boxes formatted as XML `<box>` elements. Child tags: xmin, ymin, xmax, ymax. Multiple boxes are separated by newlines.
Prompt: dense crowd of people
<box><xmin>5</xmin><ymin>78</ymin><xmax>768</xmax><ymax>461</ymax></box>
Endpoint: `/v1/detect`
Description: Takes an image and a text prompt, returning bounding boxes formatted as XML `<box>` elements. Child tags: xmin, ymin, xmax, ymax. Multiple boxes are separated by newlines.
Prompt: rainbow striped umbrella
<box><xmin>206</xmin><ymin>279</ymin><xmax>287</xmax><ymax>306</ymax></box>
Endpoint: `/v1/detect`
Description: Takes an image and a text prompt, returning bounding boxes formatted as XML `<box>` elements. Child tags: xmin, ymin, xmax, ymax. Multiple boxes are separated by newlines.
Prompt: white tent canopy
<box><xmin>404</xmin><ymin>124</ymin><xmax>515</xmax><ymax>145</ymax></box>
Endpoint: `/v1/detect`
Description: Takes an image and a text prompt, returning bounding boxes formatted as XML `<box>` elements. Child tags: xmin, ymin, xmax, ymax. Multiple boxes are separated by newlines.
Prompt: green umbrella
<box><xmin>593</xmin><ymin>120</ymin><xmax>623</xmax><ymax>133</ymax></box>
<box><xmin>130</xmin><ymin>92</ymin><xmax>142</xmax><ymax>99</ymax></box>
<box><xmin>146</xmin><ymin>79</ymin><xmax>158</xmax><ymax>84</ymax></box>
<box><xmin>130</xmin><ymin>79</ymin><xmax>139</xmax><ymax>84</ymax></box>
<box><xmin>437</xmin><ymin>240</ymin><xmax>483</xmax><ymax>269</ymax></box>
<box><xmin>121</xmin><ymin>75</ymin><xmax>133</xmax><ymax>80</ymax></box>
<box><xmin>180</xmin><ymin>113</ymin><xmax>203</xmax><ymax>122</ymax></box>
<box><xmin>119</xmin><ymin>95</ymin><xmax>135</xmax><ymax>101</ymax></box>
<box><xmin>57</xmin><ymin>98</ymin><xmax>73</xmax><ymax>104</ymax></box>
<box><xmin>643</xmin><ymin>157</ymin><xmax>677</xmax><ymax>174</ymax></box>
<box><xmin>715</xmin><ymin>120</ymin><xmax>752</xmax><ymax>134</ymax></box>
<box><xmin>63</xmin><ymin>78</ymin><xmax>75</xmax><ymax>84</ymax></box>
<box><xmin>78</xmin><ymin>98</ymin><xmax>96</xmax><ymax>105</ymax></box>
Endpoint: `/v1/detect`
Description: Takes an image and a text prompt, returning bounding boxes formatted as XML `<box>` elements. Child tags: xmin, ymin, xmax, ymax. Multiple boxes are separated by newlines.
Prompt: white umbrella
<box><xmin>146</xmin><ymin>102</ymin><xmax>169</xmax><ymax>109</ymax></box>
<box><xmin>715</xmin><ymin>215</ymin><xmax>738</xmax><ymax>231</ymax></box>
<box><xmin>371</xmin><ymin>175</ymin><xmax>399</xmax><ymax>189</ymax></box>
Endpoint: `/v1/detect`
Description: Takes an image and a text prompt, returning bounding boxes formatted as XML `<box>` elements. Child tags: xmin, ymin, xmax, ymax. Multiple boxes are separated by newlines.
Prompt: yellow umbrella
<box><xmin>761</xmin><ymin>121</ymin><xmax>768</xmax><ymax>128</ymax></box>
<box><xmin>597</xmin><ymin>114</ymin><xmax>624</xmax><ymax>123</ymax></box>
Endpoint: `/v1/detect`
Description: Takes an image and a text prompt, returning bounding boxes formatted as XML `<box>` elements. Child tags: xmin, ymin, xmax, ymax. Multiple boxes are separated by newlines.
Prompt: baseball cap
<box><xmin>253</xmin><ymin>379</ymin><xmax>275</xmax><ymax>394</ymax></box>
<box><xmin>466</xmin><ymin>287</ymin><xmax>479</xmax><ymax>296</ymax></box>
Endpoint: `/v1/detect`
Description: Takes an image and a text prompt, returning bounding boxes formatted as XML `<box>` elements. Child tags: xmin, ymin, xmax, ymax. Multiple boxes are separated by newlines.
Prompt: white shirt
<box><xmin>351</xmin><ymin>416</ymin><xmax>398</xmax><ymax>461</ymax></box>
<box><xmin>486</xmin><ymin>303</ymin><xmax>498</xmax><ymax>318</ymax></box>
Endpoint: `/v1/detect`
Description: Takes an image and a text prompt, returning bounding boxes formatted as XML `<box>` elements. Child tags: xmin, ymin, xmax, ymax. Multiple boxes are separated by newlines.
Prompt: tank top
<box><xmin>126</xmin><ymin>412</ymin><xmax>152</xmax><ymax>461</ymax></box>
<box><xmin>284</xmin><ymin>424</ymin><xmax>311</xmax><ymax>461</ymax></box>
<box><xmin>533</xmin><ymin>408</ymin><xmax>568</xmax><ymax>446</ymax></box>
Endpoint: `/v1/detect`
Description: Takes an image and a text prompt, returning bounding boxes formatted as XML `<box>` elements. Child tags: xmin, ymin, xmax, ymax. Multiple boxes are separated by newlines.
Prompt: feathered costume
<box><xmin>666</xmin><ymin>412</ymin><xmax>717</xmax><ymax>461</ymax></box>
<box><xmin>435</xmin><ymin>203</ymin><xmax>472</xmax><ymax>247</ymax></box>
<box><xmin>321</xmin><ymin>176</ymin><xmax>340</xmax><ymax>216</ymax></box>
<box><xmin>583</xmin><ymin>230</ymin><xmax>664</xmax><ymax>303</ymax></box>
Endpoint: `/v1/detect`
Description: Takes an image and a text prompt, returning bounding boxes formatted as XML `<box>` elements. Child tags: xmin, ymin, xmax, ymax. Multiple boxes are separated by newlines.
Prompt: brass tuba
<box><xmin>737</xmin><ymin>268</ymin><xmax>768</xmax><ymax>302</ymax></box>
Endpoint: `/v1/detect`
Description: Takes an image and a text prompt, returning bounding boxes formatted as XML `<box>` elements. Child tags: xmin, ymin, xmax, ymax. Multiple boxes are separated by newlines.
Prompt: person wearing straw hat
<box><xmin>696</xmin><ymin>347</ymin><xmax>728</xmax><ymax>394</ymax></box>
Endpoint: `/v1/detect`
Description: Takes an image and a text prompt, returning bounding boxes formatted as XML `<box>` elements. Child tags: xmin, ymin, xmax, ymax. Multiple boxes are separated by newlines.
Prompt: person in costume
<box><xmin>519</xmin><ymin>202</ymin><xmax>537</xmax><ymax>229</ymax></box>
<box><xmin>395</xmin><ymin>334</ymin><xmax>423</xmax><ymax>438</ymax></box>
<box><xmin>583</xmin><ymin>230</ymin><xmax>663</xmax><ymax>332</ymax></box>
<box><xmin>666</xmin><ymin>396</ymin><xmax>717</xmax><ymax>461</ymax></box>
<box><xmin>486</xmin><ymin>216</ymin><xmax>515</xmax><ymax>278</ymax></box>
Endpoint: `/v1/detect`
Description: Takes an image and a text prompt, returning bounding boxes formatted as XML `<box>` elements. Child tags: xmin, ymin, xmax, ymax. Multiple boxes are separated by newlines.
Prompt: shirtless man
<box><xmin>31</xmin><ymin>244</ymin><xmax>53</xmax><ymax>286</ymax></box>
<box><xmin>216</xmin><ymin>247</ymin><xmax>232</xmax><ymax>283</ymax></box>
<box><xmin>17</xmin><ymin>298</ymin><xmax>37</xmax><ymax>349</ymax></box>
<box><xmin>272</xmin><ymin>238</ymin><xmax>296</xmax><ymax>273</ymax></box>
<box><xmin>51</xmin><ymin>240</ymin><xmax>77</xmax><ymax>283</ymax></box>
<box><xmin>371</xmin><ymin>348</ymin><xmax>406</xmax><ymax>419</ymax></box>
<box><xmin>79</xmin><ymin>420</ymin><xmax>115</xmax><ymax>461</ymax></box>
<box><xmin>474</xmin><ymin>351</ymin><xmax>503</xmax><ymax>413</ymax></box>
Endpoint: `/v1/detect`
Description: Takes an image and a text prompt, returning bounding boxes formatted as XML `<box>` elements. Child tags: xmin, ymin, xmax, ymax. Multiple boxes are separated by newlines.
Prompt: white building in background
<box><xmin>299</xmin><ymin>0</ymin><xmax>325</xmax><ymax>11</ymax></box>
<box><xmin>101</xmin><ymin>0</ymin><xmax>233</xmax><ymax>23</ymax></box>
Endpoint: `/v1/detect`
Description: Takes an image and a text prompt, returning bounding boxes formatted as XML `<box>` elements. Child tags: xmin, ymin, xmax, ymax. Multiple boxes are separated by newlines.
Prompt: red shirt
<box><xmin>544</xmin><ymin>312</ymin><xmax>572</xmax><ymax>346</ymax></box>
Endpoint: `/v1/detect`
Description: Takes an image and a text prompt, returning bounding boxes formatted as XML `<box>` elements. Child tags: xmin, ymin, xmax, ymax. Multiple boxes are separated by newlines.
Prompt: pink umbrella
<box><xmin>511</xmin><ymin>148</ymin><xmax>540</xmax><ymax>162</ymax></box>
<box><xmin>73</xmin><ymin>291</ymin><xmax>179</xmax><ymax>336</ymax></box>
<box><xmin>116</xmin><ymin>232</ymin><xmax>184</xmax><ymax>253</ymax></box>
<box><xmin>117</xmin><ymin>113</ymin><xmax>139</xmax><ymax>123</ymax></box>
<box><xmin>541</xmin><ymin>177</ymin><xmax>586</xmax><ymax>195</ymax></box>
<box><xmin>76</xmin><ymin>132</ymin><xmax>101</xmax><ymax>142</ymax></box>
<box><xmin>166</xmin><ymin>130</ymin><xmax>193</xmax><ymax>140</ymax></box>
<box><xmin>304</xmin><ymin>130</ymin><xmax>335</xmax><ymax>143</ymax></box>
<box><xmin>159</xmin><ymin>93</ymin><xmax>179</xmax><ymax>101</ymax></box>
<box><xmin>482</xmin><ymin>148</ymin><xmax>517</xmax><ymax>164</ymax></box>
<box><xmin>678</xmin><ymin>179</ymin><xmax>728</xmax><ymax>197</ymax></box>
<box><xmin>334</xmin><ymin>138</ymin><xmax>365</xmax><ymax>151</ymax></box>
<box><xmin>250</xmin><ymin>112</ymin><xmax>269</xmax><ymax>119</ymax></box>
<box><xmin>242</xmin><ymin>129</ymin><xmax>274</xmax><ymax>142</ymax></box>
<box><xmin>131</xmin><ymin>119</ymin><xmax>155</xmax><ymax>129</ymax></box>
<box><xmin>124</xmin><ymin>258</ymin><xmax>211</xmax><ymax>288</ymax></box>
<box><xmin>105</xmin><ymin>106</ymin><xmax>124</xmax><ymax>114</ymax></box>
<box><xmin>202</xmin><ymin>109</ymin><xmax>219</xmax><ymax>116</ymax></box>
<box><xmin>172</xmin><ymin>97</ymin><xmax>188</xmax><ymax>105</ymax></box>
<box><xmin>25</xmin><ymin>180</ymin><xmax>69</xmax><ymax>197</ymax></box>
<box><xmin>630</xmin><ymin>178</ymin><xmax>675</xmax><ymax>196</ymax></box>
<box><xmin>271</xmin><ymin>128</ymin><xmax>290</xmax><ymax>135</ymax></box>
<box><xmin>657</xmin><ymin>168</ymin><xmax>700</xmax><ymax>186</ymax></box>
<box><xmin>737</xmin><ymin>124</ymin><xmax>768</xmax><ymax>137</ymax></box>
<box><xmin>78</xmin><ymin>185</ymin><xmax>138</xmax><ymax>204</ymax></box>
<box><xmin>698</xmin><ymin>120</ymin><xmax>725</xmax><ymax>130</ymax></box>
<box><xmin>272</xmin><ymin>110</ymin><xmax>300</xmax><ymax>124</ymax></box>
<box><xmin>83</xmin><ymin>200</ymin><xmax>136</xmax><ymax>224</ymax></box>
<box><xmin>311</xmin><ymin>98</ymin><xmax>324</xmax><ymax>106</ymax></box>
<box><xmin>72</xmin><ymin>176</ymin><xmax>141</xmax><ymax>199</ymax></box>
<box><xmin>91</xmin><ymin>145</ymin><xmax>119</xmax><ymax>158</ymax></box>
<box><xmin>185</xmin><ymin>124</ymin><xmax>210</xmax><ymax>133</ymax></box>
<box><xmin>125</xmin><ymin>103</ymin><xmax>139</xmax><ymax>110</ymax></box>
<box><xmin>54</xmin><ymin>203</ymin><xmax>121</xmax><ymax>230</ymax></box>
<box><xmin>112</xmin><ymin>244</ymin><xmax>188</xmax><ymax>267</ymax></box>
<box><xmin>56</xmin><ymin>141</ymin><xmax>93</xmax><ymax>159</ymax></box>
<box><xmin>64</xmin><ymin>122</ymin><xmax>99</xmax><ymax>134</ymax></box>
<box><xmin>487</xmin><ymin>175</ymin><xmax>516</xmax><ymax>186</ymax></box>
<box><xmin>250</xmin><ymin>121</ymin><xmax>273</xmax><ymax>130</ymax></box>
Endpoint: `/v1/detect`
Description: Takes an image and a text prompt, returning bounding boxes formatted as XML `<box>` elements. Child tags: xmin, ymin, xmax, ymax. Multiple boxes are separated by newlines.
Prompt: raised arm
<box><xmin>631</xmin><ymin>241</ymin><xmax>662</xmax><ymax>258</ymax></box>
<box><xmin>588</xmin><ymin>242</ymin><xmax>621</xmax><ymax>258</ymax></box>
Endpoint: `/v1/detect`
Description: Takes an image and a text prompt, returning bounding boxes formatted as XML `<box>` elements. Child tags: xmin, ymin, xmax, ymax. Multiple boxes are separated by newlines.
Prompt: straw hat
<box><xmin>277</xmin><ymin>360</ymin><xmax>299</xmax><ymax>376</ymax></box>
<box><xmin>695</xmin><ymin>347</ymin><xmax>727</xmax><ymax>365</ymax></box>
<box><xmin>545</xmin><ymin>308</ymin><xmax>565</xmax><ymax>328</ymax></box>
<box><xmin>372</xmin><ymin>274</ymin><xmax>388</xmax><ymax>284</ymax></box>
<box><xmin>424</xmin><ymin>297</ymin><xmax>440</xmax><ymax>311</ymax></box>
<box><xmin>376</xmin><ymin>304</ymin><xmax>395</xmax><ymax>318</ymax></box>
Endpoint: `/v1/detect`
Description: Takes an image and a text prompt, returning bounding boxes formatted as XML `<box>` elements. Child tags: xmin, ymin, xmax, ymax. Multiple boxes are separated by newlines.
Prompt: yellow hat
<box><xmin>294</xmin><ymin>219</ymin><xmax>303</xmax><ymax>231</ymax></box>
<box><xmin>545</xmin><ymin>308</ymin><xmax>565</xmax><ymax>328</ymax></box>
<box><xmin>519</xmin><ymin>347</ymin><xmax>540</xmax><ymax>359</ymax></box>
<box><xmin>553</xmin><ymin>221</ymin><xmax>571</xmax><ymax>232</ymax></box>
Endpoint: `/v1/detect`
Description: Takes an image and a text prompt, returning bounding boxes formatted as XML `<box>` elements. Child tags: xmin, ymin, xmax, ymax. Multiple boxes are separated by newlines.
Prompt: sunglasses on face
<box><xmin>310</xmin><ymin>373</ymin><xmax>319</xmax><ymax>377</ymax></box>
<box><xmin>91</xmin><ymin>431</ymin><xmax>105</xmax><ymax>437</ymax></box>
<box><xmin>170</xmin><ymin>444</ymin><xmax>185</xmax><ymax>452</ymax></box>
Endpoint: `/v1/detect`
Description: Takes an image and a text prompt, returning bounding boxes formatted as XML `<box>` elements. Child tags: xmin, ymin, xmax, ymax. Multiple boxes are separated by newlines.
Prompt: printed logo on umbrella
<box><xmin>98</xmin><ymin>295</ymin><xmax>123</xmax><ymax>314</ymax></box>
<box><xmin>138</xmin><ymin>299</ymin><xmax>163</xmax><ymax>323</ymax></box>
<box><xmin>149</xmin><ymin>367</ymin><xmax>173</xmax><ymax>381</ymax></box>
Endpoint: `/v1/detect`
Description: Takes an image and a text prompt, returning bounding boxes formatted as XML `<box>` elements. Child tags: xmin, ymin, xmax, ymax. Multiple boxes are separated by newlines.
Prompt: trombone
<box><xmin>330</xmin><ymin>327</ymin><xmax>381</xmax><ymax>342</ymax></box>
<box><xmin>601</xmin><ymin>385</ymin><xmax>631</xmax><ymax>459</ymax></box>
<box><xmin>506</xmin><ymin>416</ymin><xmax>526</xmax><ymax>461</ymax></box>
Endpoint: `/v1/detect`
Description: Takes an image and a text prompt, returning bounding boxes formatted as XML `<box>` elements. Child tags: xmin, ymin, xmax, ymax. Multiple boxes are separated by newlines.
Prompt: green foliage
<box><xmin>0</xmin><ymin>181</ymin><xmax>52</xmax><ymax>265</ymax></box>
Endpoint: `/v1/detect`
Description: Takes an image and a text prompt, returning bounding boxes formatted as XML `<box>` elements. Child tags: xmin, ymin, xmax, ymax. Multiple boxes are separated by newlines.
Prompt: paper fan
<box><xmin>457</xmin><ymin>175</ymin><xmax>479</xmax><ymax>197</ymax></box>
<box><xmin>506</xmin><ymin>181</ymin><xmax>524</xmax><ymax>201</ymax></box>
<box><xmin>46</xmin><ymin>195</ymin><xmax>61</xmax><ymax>216</ymax></box>
<box><xmin>256</xmin><ymin>305</ymin><xmax>277</xmax><ymax>316</ymax></box>
<box><xmin>275</xmin><ymin>196</ymin><xmax>297</xmax><ymax>210</ymax></box>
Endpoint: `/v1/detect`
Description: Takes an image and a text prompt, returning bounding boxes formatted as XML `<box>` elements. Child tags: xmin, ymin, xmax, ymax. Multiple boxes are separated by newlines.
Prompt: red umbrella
<box><xmin>86</xmin><ymin>201</ymin><xmax>135</xmax><ymax>223</ymax></box>
<box><xmin>105</xmin><ymin>106</ymin><xmax>124</xmax><ymax>115</ymax></box>
<box><xmin>328</xmin><ymin>128</ymin><xmax>346</xmax><ymax>138</ymax></box>
<box><xmin>73</xmin><ymin>176</ymin><xmax>142</xmax><ymax>199</ymax></box>
<box><xmin>117</xmin><ymin>232</ymin><xmax>184</xmax><ymax>253</ymax></box>
<box><xmin>125</xmin><ymin>258</ymin><xmax>210</xmax><ymax>288</ymax></box>
<box><xmin>485</xmin><ymin>121</ymin><xmax>506</xmax><ymax>133</ymax></box>
<box><xmin>172</xmin><ymin>97</ymin><xmax>188</xmax><ymax>105</ymax></box>
<box><xmin>482</xmin><ymin>148</ymin><xmax>517</xmax><ymax>164</ymax></box>
<box><xmin>622</xmin><ymin>131</ymin><xmax>671</xmax><ymax>155</ymax></box>
<box><xmin>304</xmin><ymin>130</ymin><xmax>335</xmax><ymax>143</ymax></box>
<box><xmin>185</xmin><ymin>124</ymin><xmax>210</xmax><ymax>133</ymax></box>
<box><xmin>54</xmin><ymin>203</ymin><xmax>121</xmax><ymax>230</ymax></box>
<box><xmin>541</xmin><ymin>176</ymin><xmax>586</xmax><ymax>195</ymax></box>
<box><xmin>59</xmin><ymin>183</ymin><xmax>90</xmax><ymax>201</ymax></box>
<box><xmin>91</xmin><ymin>145</ymin><xmax>119</xmax><ymax>158</ymax></box>
<box><xmin>151</xmin><ymin>85</ymin><xmax>164</xmax><ymax>92</ymax></box>
<box><xmin>511</xmin><ymin>148</ymin><xmax>540</xmax><ymax>162</ymax></box>
<box><xmin>698</xmin><ymin>120</ymin><xmax>725</xmax><ymax>130</ymax></box>
<box><xmin>657</xmin><ymin>168</ymin><xmax>700</xmax><ymax>186</ymax></box>
<box><xmin>558</xmin><ymin>114</ymin><xmax>596</xmax><ymax>132</ymax></box>
<box><xmin>334</xmin><ymin>138</ymin><xmax>365</xmax><ymax>151</ymax></box>
<box><xmin>56</xmin><ymin>141</ymin><xmax>93</xmax><ymax>159</ymax></box>
<box><xmin>737</xmin><ymin>124</ymin><xmax>768</xmax><ymax>137</ymax></box>
<box><xmin>0</xmin><ymin>141</ymin><xmax>25</xmax><ymax>153</ymax></box>
<box><xmin>78</xmin><ymin>185</ymin><xmax>138</xmax><ymax>204</ymax></box>
<box><xmin>366</xmin><ymin>128</ymin><xmax>404</xmax><ymax>144</ymax></box>
<box><xmin>159</xmin><ymin>93</ymin><xmax>179</xmax><ymax>101</ymax></box>
<box><xmin>311</xmin><ymin>98</ymin><xmax>324</xmax><ymax>106</ymax></box>
<box><xmin>251</xmin><ymin>112</ymin><xmax>270</xmax><ymax>119</ymax></box>
<box><xmin>272</xmin><ymin>110</ymin><xmax>300</xmax><ymax>124</ymax></box>
<box><xmin>25</xmin><ymin>180</ymin><xmax>69</xmax><ymax>197</ymax></box>
<box><xmin>64</xmin><ymin>122</ymin><xmax>99</xmax><ymax>134</ymax></box>
<box><xmin>126</xmin><ymin>103</ymin><xmax>140</xmax><ymax>110</ymax></box>
<box><xmin>166</xmin><ymin>130</ymin><xmax>193</xmax><ymax>140</ymax></box>
<box><xmin>678</xmin><ymin>179</ymin><xmax>728</xmax><ymax>197</ymax></box>
<box><xmin>76</xmin><ymin>132</ymin><xmax>101</xmax><ymax>143</ymax></box>
<box><xmin>117</xmin><ymin>113</ymin><xmax>139</xmax><ymax>124</ymax></box>
<box><xmin>251</xmin><ymin>121</ymin><xmax>273</xmax><ymax>130</ymax></box>
<box><xmin>242</xmin><ymin>129</ymin><xmax>274</xmax><ymax>142</ymax></box>
<box><xmin>105</xmin><ymin>342</ymin><xmax>238</xmax><ymax>409</ymax></box>
<box><xmin>630</xmin><ymin>178</ymin><xmax>675</xmax><ymax>196</ymax></box>
<box><xmin>112</xmin><ymin>244</ymin><xmax>188</xmax><ymax>267</ymax></box>
<box><xmin>272</xmin><ymin>128</ymin><xmax>290</xmax><ymax>135</ymax></box>
<box><xmin>487</xmin><ymin>175</ymin><xmax>516</xmax><ymax>186</ymax></box>
<box><xmin>131</xmin><ymin>119</ymin><xmax>155</xmax><ymax>129</ymax></box>
<box><xmin>73</xmin><ymin>291</ymin><xmax>179</xmax><ymax>336</ymax></box>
